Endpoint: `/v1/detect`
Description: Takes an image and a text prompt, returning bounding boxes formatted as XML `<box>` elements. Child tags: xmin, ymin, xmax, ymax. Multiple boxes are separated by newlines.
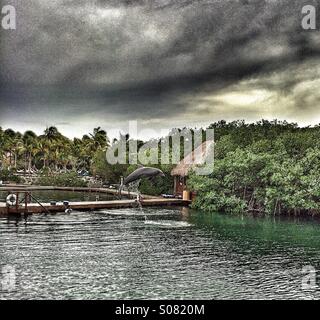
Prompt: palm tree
<box><xmin>89</xmin><ymin>127</ymin><xmax>110</xmax><ymax>151</ymax></box>
<box><xmin>2</xmin><ymin>129</ymin><xmax>16</xmax><ymax>168</ymax></box>
<box><xmin>0</xmin><ymin>126</ymin><xmax>112</xmax><ymax>176</ymax></box>
<box><xmin>23</xmin><ymin>131</ymin><xmax>38</xmax><ymax>172</ymax></box>
<box><xmin>38</xmin><ymin>138</ymin><xmax>51</xmax><ymax>169</ymax></box>
<box><xmin>39</xmin><ymin>127</ymin><xmax>72</xmax><ymax>171</ymax></box>
<box><xmin>44</xmin><ymin>126</ymin><xmax>61</xmax><ymax>142</ymax></box>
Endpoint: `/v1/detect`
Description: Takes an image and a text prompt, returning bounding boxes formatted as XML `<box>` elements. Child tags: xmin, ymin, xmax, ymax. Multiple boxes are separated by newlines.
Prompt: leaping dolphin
<box><xmin>119</xmin><ymin>166</ymin><xmax>165</xmax><ymax>198</ymax></box>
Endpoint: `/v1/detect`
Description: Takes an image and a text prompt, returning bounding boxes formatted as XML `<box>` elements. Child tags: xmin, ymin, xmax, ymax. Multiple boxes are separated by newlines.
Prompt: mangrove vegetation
<box><xmin>189</xmin><ymin>120</ymin><xmax>320</xmax><ymax>216</ymax></box>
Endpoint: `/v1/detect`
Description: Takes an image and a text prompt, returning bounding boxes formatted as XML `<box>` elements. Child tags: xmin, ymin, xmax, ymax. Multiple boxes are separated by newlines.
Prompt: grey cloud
<box><xmin>1</xmin><ymin>0</ymin><xmax>320</xmax><ymax>136</ymax></box>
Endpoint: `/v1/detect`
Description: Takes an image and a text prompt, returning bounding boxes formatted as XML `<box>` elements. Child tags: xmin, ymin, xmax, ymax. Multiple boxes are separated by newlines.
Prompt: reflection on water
<box><xmin>1</xmin><ymin>208</ymin><xmax>320</xmax><ymax>299</ymax></box>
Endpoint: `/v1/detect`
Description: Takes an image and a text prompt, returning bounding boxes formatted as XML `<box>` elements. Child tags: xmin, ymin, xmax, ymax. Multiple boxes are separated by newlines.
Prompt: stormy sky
<box><xmin>1</xmin><ymin>0</ymin><xmax>320</xmax><ymax>138</ymax></box>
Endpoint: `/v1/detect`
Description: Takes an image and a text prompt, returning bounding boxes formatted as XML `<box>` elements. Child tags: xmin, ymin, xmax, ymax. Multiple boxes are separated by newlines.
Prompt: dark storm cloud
<box><xmin>1</xmin><ymin>0</ymin><xmax>320</xmax><ymax>136</ymax></box>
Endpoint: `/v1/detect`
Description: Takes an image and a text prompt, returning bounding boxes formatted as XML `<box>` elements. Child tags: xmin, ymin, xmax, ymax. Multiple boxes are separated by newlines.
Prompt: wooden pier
<box><xmin>0</xmin><ymin>198</ymin><xmax>190</xmax><ymax>215</ymax></box>
<box><xmin>0</xmin><ymin>185</ymin><xmax>155</xmax><ymax>199</ymax></box>
<box><xmin>0</xmin><ymin>186</ymin><xmax>190</xmax><ymax>215</ymax></box>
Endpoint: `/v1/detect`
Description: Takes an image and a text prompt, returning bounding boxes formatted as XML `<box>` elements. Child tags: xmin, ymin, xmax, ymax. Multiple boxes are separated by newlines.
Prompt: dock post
<box><xmin>15</xmin><ymin>192</ymin><xmax>19</xmax><ymax>213</ymax></box>
<box><xmin>24</xmin><ymin>192</ymin><xmax>29</xmax><ymax>216</ymax></box>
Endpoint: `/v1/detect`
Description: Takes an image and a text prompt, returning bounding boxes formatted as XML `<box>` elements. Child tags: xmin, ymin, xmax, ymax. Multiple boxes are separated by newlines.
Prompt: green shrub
<box><xmin>37</xmin><ymin>172</ymin><xmax>88</xmax><ymax>187</ymax></box>
<box><xmin>0</xmin><ymin>169</ymin><xmax>22</xmax><ymax>183</ymax></box>
<box><xmin>188</xmin><ymin>145</ymin><xmax>320</xmax><ymax>216</ymax></box>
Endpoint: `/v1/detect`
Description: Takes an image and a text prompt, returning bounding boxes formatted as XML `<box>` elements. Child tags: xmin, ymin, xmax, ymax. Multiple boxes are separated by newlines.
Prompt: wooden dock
<box><xmin>0</xmin><ymin>184</ymin><xmax>190</xmax><ymax>215</ymax></box>
<box><xmin>0</xmin><ymin>185</ymin><xmax>154</xmax><ymax>198</ymax></box>
<box><xmin>0</xmin><ymin>198</ymin><xmax>190</xmax><ymax>215</ymax></box>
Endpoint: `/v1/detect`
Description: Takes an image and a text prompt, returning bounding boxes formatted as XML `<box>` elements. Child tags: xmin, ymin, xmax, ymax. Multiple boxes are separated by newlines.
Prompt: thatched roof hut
<box><xmin>171</xmin><ymin>140</ymin><xmax>214</xmax><ymax>177</ymax></box>
<box><xmin>171</xmin><ymin>140</ymin><xmax>214</xmax><ymax>196</ymax></box>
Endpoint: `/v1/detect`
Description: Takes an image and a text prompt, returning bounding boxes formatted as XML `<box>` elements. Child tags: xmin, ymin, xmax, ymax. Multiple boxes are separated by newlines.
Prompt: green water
<box><xmin>1</xmin><ymin>207</ymin><xmax>320</xmax><ymax>299</ymax></box>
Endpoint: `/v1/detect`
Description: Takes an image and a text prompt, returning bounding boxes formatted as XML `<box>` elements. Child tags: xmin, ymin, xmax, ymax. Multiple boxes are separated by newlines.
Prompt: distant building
<box><xmin>171</xmin><ymin>140</ymin><xmax>214</xmax><ymax>197</ymax></box>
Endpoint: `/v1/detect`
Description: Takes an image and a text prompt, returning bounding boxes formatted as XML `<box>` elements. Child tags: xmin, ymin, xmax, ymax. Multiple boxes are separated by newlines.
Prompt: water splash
<box><xmin>144</xmin><ymin>220</ymin><xmax>193</xmax><ymax>228</ymax></box>
<box><xmin>126</xmin><ymin>180</ymin><xmax>141</xmax><ymax>198</ymax></box>
<box><xmin>135</xmin><ymin>192</ymin><xmax>146</xmax><ymax>221</ymax></box>
<box><xmin>125</xmin><ymin>179</ymin><xmax>148</xmax><ymax>221</ymax></box>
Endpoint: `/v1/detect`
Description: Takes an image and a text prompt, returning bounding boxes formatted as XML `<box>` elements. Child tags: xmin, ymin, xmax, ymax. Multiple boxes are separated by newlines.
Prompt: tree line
<box><xmin>0</xmin><ymin>126</ymin><xmax>109</xmax><ymax>174</ymax></box>
<box><xmin>2</xmin><ymin>120</ymin><xmax>320</xmax><ymax>216</ymax></box>
<box><xmin>188</xmin><ymin>120</ymin><xmax>320</xmax><ymax>216</ymax></box>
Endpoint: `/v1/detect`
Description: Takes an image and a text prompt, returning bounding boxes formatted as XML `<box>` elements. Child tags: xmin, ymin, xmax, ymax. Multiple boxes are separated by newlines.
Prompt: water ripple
<box><xmin>1</xmin><ymin>208</ymin><xmax>320</xmax><ymax>299</ymax></box>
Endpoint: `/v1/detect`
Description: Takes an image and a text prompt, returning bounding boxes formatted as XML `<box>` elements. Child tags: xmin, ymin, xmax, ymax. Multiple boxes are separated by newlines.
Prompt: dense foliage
<box><xmin>37</xmin><ymin>172</ymin><xmax>88</xmax><ymax>188</ymax></box>
<box><xmin>2</xmin><ymin>120</ymin><xmax>320</xmax><ymax>214</ymax></box>
<box><xmin>0</xmin><ymin>126</ymin><xmax>175</xmax><ymax>192</ymax></box>
<box><xmin>0</xmin><ymin>126</ymin><xmax>109</xmax><ymax>174</ymax></box>
<box><xmin>188</xmin><ymin>120</ymin><xmax>320</xmax><ymax>216</ymax></box>
<box><xmin>92</xmin><ymin>146</ymin><xmax>175</xmax><ymax>194</ymax></box>
<box><xmin>0</xmin><ymin>169</ymin><xmax>22</xmax><ymax>183</ymax></box>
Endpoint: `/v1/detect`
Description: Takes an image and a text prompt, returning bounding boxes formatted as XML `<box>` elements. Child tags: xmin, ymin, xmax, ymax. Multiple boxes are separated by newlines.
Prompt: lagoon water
<box><xmin>1</xmin><ymin>207</ymin><xmax>320</xmax><ymax>300</ymax></box>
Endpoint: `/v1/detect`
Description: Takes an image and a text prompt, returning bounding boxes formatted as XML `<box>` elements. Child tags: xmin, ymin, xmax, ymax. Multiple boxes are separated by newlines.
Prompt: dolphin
<box><xmin>119</xmin><ymin>166</ymin><xmax>165</xmax><ymax>198</ymax></box>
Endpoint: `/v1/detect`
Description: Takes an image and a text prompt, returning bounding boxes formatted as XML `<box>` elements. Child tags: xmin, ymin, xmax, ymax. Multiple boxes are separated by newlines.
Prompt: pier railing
<box><xmin>5</xmin><ymin>191</ymin><xmax>49</xmax><ymax>215</ymax></box>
